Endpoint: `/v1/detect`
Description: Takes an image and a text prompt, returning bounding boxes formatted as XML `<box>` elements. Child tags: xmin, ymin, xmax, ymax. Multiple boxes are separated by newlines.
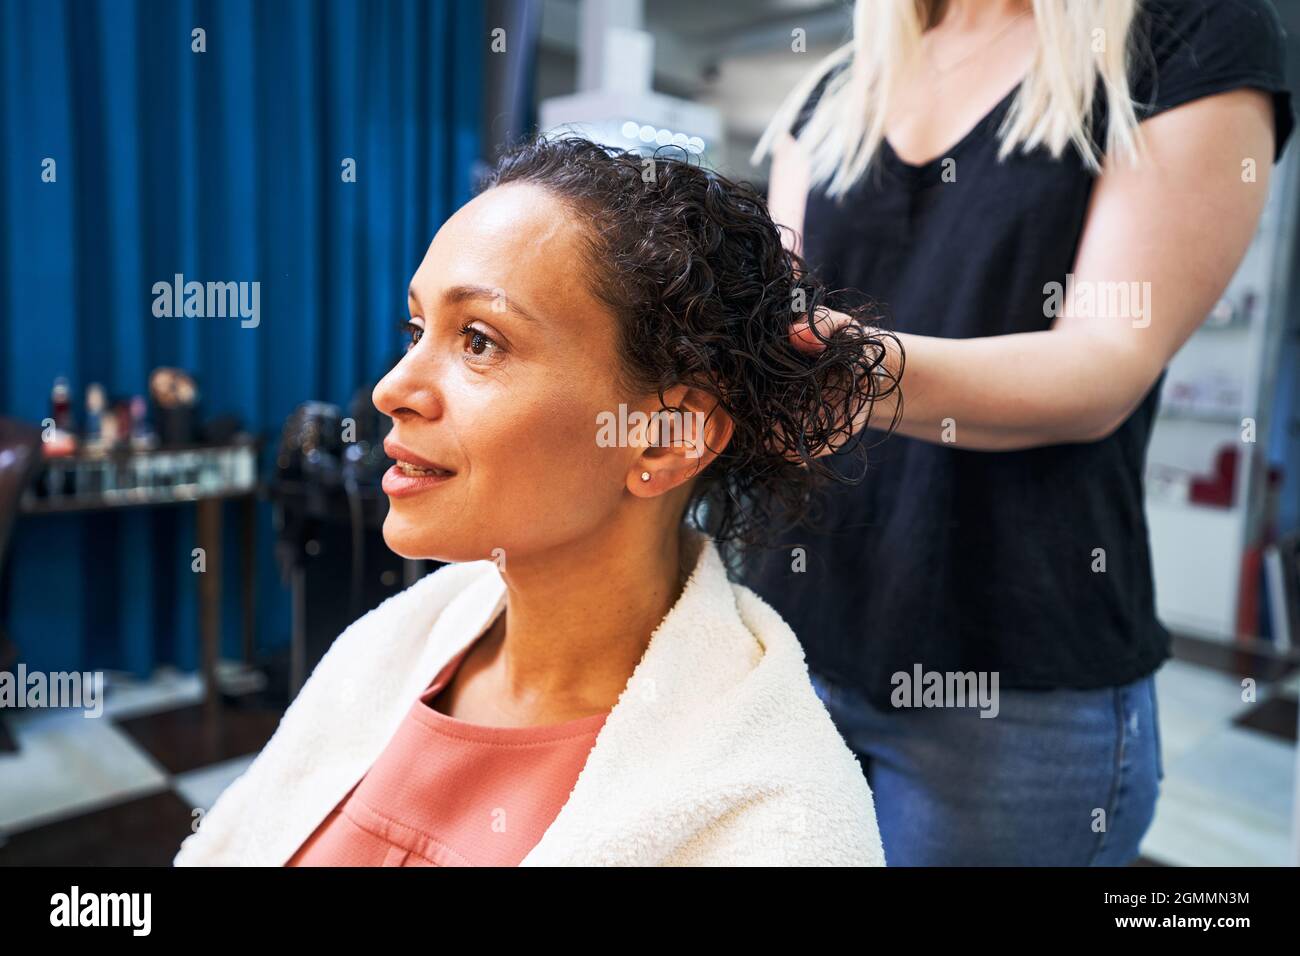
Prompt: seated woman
<box><xmin>173</xmin><ymin>136</ymin><xmax>898</xmax><ymax>867</ymax></box>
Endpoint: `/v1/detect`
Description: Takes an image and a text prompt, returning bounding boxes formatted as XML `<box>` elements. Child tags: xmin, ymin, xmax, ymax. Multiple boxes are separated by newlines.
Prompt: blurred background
<box><xmin>1</xmin><ymin>0</ymin><xmax>1299</xmax><ymax>866</ymax></box>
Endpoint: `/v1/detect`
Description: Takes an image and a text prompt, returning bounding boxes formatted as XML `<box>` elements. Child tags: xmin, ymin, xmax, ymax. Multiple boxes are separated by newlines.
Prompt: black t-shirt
<box><xmin>739</xmin><ymin>0</ymin><xmax>1295</xmax><ymax>710</ymax></box>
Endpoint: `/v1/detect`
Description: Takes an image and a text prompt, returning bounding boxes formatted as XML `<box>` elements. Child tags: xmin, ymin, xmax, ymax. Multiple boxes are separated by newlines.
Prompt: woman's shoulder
<box><xmin>174</xmin><ymin>559</ymin><xmax>502</xmax><ymax>865</ymax></box>
<box><xmin>1126</xmin><ymin>0</ymin><xmax>1294</xmax><ymax>159</ymax></box>
<box><xmin>1132</xmin><ymin>0</ymin><xmax>1291</xmax><ymax>111</ymax></box>
<box><xmin>719</xmin><ymin>582</ymin><xmax>886</xmax><ymax>864</ymax></box>
<box><xmin>1137</xmin><ymin>0</ymin><xmax>1286</xmax><ymax>51</ymax></box>
<box><xmin>674</xmin><ymin>780</ymin><xmax>887</xmax><ymax>865</ymax></box>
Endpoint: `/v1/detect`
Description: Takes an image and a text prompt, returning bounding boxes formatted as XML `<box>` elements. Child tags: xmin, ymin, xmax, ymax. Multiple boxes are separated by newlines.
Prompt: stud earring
<box><xmin>640</xmin><ymin>471</ymin><xmax>651</xmax><ymax>482</ymax></box>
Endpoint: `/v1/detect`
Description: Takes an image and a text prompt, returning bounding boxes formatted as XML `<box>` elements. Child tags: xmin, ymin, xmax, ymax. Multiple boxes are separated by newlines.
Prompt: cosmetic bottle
<box><xmin>85</xmin><ymin>383</ymin><xmax>106</xmax><ymax>447</ymax></box>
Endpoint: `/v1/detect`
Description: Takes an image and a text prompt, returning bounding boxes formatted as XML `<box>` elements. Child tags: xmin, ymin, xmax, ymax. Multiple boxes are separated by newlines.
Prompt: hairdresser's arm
<box><xmin>771</xmin><ymin>88</ymin><xmax>1277</xmax><ymax>452</ymax></box>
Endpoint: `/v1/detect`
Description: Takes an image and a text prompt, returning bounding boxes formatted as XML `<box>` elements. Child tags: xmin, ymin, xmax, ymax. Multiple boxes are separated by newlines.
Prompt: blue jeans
<box><xmin>810</xmin><ymin>669</ymin><xmax>1164</xmax><ymax>865</ymax></box>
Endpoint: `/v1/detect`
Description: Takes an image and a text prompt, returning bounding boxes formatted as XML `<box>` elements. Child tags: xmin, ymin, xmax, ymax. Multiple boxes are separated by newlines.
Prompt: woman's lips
<box><xmin>382</xmin><ymin>463</ymin><xmax>455</xmax><ymax>498</ymax></box>
<box><xmin>383</xmin><ymin>438</ymin><xmax>453</xmax><ymax>473</ymax></box>
<box><xmin>380</xmin><ymin>439</ymin><xmax>456</xmax><ymax>497</ymax></box>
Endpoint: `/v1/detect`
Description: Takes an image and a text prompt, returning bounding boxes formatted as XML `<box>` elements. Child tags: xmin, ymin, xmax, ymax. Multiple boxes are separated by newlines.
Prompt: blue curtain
<box><xmin>0</xmin><ymin>0</ymin><xmax>484</xmax><ymax>675</ymax></box>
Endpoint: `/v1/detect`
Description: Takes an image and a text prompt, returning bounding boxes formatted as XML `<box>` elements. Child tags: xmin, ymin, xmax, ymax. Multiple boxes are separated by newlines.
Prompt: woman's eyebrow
<box><xmin>439</xmin><ymin>283</ymin><xmax>543</xmax><ymax>324</ymax></box>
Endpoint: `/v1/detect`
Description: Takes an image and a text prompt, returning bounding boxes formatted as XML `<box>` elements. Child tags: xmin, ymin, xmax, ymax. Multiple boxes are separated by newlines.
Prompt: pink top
<box><xmin>286</xmin><ymin>620</ymin><xmax>609</xmax><ymax>867</ymax></box>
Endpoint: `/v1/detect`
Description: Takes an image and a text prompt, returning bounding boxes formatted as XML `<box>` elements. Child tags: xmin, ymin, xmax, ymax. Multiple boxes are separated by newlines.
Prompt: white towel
<box><xmin>173</xmin><ymin>527</ymin><xmax>885</xmax><ymax>866</ymax></box>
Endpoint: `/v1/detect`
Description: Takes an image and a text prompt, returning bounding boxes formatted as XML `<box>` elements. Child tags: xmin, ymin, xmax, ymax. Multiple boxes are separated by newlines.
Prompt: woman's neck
<box><xmin>475</xmin><ymin>522</ymin><xmax>695</xmax><ymax>721</ymax></box>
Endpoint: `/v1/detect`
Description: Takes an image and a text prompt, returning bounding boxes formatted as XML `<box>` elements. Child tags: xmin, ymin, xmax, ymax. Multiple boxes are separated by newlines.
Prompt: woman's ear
<box><xmin>629</xmin><ymin>385</ymin><xmax>733</xmax><ymax>496</ymax></box>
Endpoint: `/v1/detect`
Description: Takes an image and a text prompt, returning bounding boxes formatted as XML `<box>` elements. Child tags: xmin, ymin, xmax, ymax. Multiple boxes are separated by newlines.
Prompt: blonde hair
<box><xmin>753</xmin><ymin>0</ymin><xmax>1147</xmax><ymax>198</ymax></box>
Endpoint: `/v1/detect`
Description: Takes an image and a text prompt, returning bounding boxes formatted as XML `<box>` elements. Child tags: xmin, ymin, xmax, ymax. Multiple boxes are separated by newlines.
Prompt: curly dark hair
<box><xmin>478</xmin><ymin>134</ymin><xmax>902</xmax><ymax>568</ymax></box>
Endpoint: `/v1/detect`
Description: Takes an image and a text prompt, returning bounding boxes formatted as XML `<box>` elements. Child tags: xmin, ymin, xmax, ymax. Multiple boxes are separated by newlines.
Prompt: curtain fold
<box><xmin>0</xmin><ymin>0</ymin><xmax>485</xmax><ymax>675</ymax></box>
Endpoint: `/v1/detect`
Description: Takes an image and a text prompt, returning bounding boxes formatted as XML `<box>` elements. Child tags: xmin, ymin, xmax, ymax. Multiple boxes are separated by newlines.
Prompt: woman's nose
<box><xmin>373</xmin><ymin>350</ymin><xmax>441</xmax><ymax>422</ymax></box>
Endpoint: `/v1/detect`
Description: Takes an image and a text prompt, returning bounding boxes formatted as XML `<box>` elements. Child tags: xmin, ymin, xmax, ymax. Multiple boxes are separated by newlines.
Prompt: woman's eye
<box><xmin>401</xmin><ymin>320</ymin><xmax>423</xmax><ymax>351</ymax></box>
<box><xmin>457</xmin><ymin>323</ymin><xmax>502</xmax><ymax>363</ymax></box>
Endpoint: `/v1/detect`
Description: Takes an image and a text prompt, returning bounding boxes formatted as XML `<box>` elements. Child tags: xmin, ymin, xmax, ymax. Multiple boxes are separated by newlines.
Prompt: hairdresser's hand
<box><xmin>789</xmin><ymin>308</ymin><xmax>849</xmax><ymax>355</ymax></box>
<box><xmin>775</xmin><ymin>307</ymin><xmax>902</xmax><ymax>466</ymax></box>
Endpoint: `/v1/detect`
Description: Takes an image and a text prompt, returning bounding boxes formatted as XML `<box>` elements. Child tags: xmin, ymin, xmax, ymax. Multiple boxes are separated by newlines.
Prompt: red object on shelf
<box><xmin>1189</xmin><ymin>446</ymin><xmax>1237</xmax><ymax>507</ymax></box>
<box><xmin>41</xmin><ymin>431</ymin><xmax>77</xmax><ymax>457</ymax></box>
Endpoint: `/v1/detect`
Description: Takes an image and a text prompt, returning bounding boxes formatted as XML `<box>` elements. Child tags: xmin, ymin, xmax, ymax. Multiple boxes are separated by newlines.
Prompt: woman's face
<box><xmin>373</xmin><ymin>182</ymin><xmax>661</xmax><ymax>564</ymax></box>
